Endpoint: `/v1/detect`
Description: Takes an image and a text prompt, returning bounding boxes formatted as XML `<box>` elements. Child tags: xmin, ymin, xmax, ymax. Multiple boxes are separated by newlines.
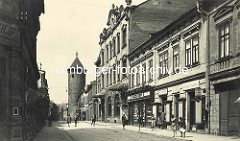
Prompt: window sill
<box><xmin>185</xmin><ymin>62</ymin><xmax>200</xmax><ymax>69</ymax></box>
<box><xmin>216</xmin><ymin>56</ymin><xmax>233</xmax><ymax>63</ymax></box>
<box><xmin>192</xmin><ymin>62</ymin><xmax>200</xmax><ymax>67</ymax></box>
<box><xmin>171</xmin><ymin>69</ymin><xmax>180</xmax><ymax>75</ymax></box>
<box><xmin>122</xmin><ymin>44</ymin><xmax>127</xmax><ymax>49</ymax></box>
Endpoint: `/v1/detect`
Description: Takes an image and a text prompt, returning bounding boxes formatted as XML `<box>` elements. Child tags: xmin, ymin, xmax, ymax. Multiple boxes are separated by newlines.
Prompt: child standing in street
<box><xmin>151</xmin><ymin>114</ymin><xmax>156</xmax><ymax>131</ymax></box>
<box><xmin>171</xmin><ymin>114</ymin><xmax>177</xmax><ymax>137</ymax></box>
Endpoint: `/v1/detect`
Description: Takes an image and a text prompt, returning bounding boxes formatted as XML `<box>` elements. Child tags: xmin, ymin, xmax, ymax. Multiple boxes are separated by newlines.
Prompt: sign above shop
<box><xmin>0</xmin><ymin>20</ymin><xmax>20</xmax><ymax>42</ymax></box>
<box><xmin>127</xmin><ymin>92</ymin><xmax>150</xmax><ymax>101</ymax></box>
<box><xmin>155</xmin><ymin>88</ymin><xmax>168</xmax><ymax>96</ymax></box>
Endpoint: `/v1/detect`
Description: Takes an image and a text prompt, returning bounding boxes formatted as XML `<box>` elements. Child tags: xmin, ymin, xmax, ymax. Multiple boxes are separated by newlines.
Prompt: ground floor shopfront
<box><xmin>154</xmin><ymin>78</ymin><xmax>207</xmax><ymax>132</ymax></box>
<box><xmin>210</xmin><ymin>77</ymin><xmax>240</xmax><ymax>136</ymax></box>
<box><xmin>127</xmin><ymin>91</ymin><xmax>153</xmax><ymax>127</ymax></box>
<box><xmin>93</xmin><ymin>90</ymin><xmax>125</xmax><ymax>123</ymax></box>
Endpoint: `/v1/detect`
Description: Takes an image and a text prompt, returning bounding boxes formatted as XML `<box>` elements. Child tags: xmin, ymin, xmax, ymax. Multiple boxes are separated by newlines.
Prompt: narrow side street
<box><xmin>33</xmin><ymin>121</ymin><xmax>239</xmax><ymax>141</ymax></box>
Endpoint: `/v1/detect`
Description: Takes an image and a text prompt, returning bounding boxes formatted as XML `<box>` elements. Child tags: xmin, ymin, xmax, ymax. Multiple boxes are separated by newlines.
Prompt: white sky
<box><xmin>37</xmin><ymin>0</ymin><xmax>146</xmax><ymax>104</ymax></box>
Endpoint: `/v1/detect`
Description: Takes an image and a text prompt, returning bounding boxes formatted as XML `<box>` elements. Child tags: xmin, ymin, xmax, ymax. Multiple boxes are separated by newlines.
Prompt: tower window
<box><xmin>72</xmin><ymin>74</ymin><xmax>74</xmax><ymax>78</ymax></box>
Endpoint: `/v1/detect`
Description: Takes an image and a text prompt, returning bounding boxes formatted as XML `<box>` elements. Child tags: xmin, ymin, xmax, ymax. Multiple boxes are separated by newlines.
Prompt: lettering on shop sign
<box><xmin>0</xmin><ymin>20</ymin><xmax>20</xmax><ymax>42</ymax></box>
<box><xmin>127</xmin><ymin>92</ymin><xmax>150</xmax><ymax>101</ymax></box>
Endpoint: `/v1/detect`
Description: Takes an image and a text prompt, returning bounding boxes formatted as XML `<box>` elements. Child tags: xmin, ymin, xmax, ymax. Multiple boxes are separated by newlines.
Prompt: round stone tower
<box><xmin>67</xmin><ymin>52</ymin><xmax>86</xmax><ymax>118</ymax></box>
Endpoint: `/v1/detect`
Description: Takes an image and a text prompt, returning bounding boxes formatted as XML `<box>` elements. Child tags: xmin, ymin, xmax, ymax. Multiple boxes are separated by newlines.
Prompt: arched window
<box><xmin>114</xmin><ymin>95</ymin><xmax>120</xmax><ymax>117</ymax></box>
<box><xmin>108</xmin><ymin>97</ymin><xmax>112</xmax><ymax>117</ymax></box>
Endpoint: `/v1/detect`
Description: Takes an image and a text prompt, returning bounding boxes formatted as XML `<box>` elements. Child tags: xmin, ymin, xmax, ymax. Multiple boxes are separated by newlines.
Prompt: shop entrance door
<box><xmin>101</xmin><ymin>99</ymin><xmax>105</xmax><ymax>121</ymax></box>
<box><xmin>220</xmin><ymin>88</ymin><xmax>240</xmax><ymax>136</ymax></box>
<box><xmin>190</xmin><ymin>91</ymin><xmax>196</xmax><ymax>130</ymax></box>
<box><xmin>139</xmin><ymin>101</ymin><xmax>145</xmax><ymax>127</ymax></box>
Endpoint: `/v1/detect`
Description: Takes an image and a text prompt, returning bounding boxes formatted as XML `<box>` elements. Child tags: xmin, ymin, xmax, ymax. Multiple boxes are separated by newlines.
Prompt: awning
<box><xmin>234</xmin><ymin>97</ymin><xmax>240</xmax><ymax>103</ymax></box>
<box><xmin>108</xmin><ymin>79</ymin><xmax>128</xmax><ymax>91</ymax></box>
<box><xmin>92</xmin><ymin>89</ymin><xmax>107</xmax><ymax>98</ymax></box>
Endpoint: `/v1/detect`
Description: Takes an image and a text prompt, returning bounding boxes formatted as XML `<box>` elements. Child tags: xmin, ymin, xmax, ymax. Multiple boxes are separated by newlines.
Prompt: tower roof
<box><xmin>70</xmin><ymin>52</ymin><xmax>84</xmax><ymax>68</ymax></box>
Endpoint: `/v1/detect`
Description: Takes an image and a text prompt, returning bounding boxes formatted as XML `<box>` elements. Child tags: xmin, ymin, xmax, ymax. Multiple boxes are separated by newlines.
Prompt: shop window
<box><xmin>219</xmin><ymin>22</ymin><xmax>230</xmax><ymax>58</ymax></box>
<box><xmin>108</xmin><ymin>97</ymin><xmax>112</xmax><ymax>117</ymax></box>
<box><xmin>166</xmin><ymin>103</ymin><xmax>172</xmax><ymax>122</ymax></box>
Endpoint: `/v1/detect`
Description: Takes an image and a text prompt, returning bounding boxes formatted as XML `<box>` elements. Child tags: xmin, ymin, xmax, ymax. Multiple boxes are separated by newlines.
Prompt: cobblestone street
<box><xmin>34</xmin><ymin>121</ymin><xmax>183</xmax><ymax>141</ymax></box>
<box><xmin>33</xmin><ymin>121</ymin><xmax>239</xmax><ymax>141</ymax></box>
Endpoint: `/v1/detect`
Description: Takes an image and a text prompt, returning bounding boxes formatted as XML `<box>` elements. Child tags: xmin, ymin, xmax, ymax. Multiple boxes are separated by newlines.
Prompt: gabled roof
<box><xmin>129</xmin><ymin>0</ymin><xmax>197</xmax><ymax>53</ymax></box>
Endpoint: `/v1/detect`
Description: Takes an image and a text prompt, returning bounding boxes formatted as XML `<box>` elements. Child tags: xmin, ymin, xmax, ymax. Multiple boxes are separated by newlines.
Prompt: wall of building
<box><xmin>208</xmin><ymin>1</ymin><xmax>240</xmax><ymax>135</ymax></box>
<box><xmin>0</xmin><ymin>0</ymin><xmax>45</xmax><ymax>140</ymax></box>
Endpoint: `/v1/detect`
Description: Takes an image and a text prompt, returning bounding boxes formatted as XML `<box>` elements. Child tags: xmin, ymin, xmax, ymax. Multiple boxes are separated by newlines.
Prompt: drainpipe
<box><xmin>197</xmin><ymin>0</ymin><xmax>210</xmax><ymax>134</ymax></box>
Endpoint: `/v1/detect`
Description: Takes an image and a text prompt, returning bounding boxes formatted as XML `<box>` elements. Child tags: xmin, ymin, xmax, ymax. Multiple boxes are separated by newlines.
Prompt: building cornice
<box><xmin>154</xmin><ymin>72</ymin><xmax>205</xmax><ymax>91</ymax></box>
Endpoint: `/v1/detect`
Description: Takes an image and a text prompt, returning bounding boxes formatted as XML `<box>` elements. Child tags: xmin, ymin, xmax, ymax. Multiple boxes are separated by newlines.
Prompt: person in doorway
<box><xmin>48</xmin><ymin>114</ymin><xmax>52</xmax><ymax>127</ymax></box>
<box><xmin>67</xmin><ymin>114</ymin><xmax>71</xmax><ymax>128</ymax></box>
<box><xmin>171</xmin><ymin>114</ymin><xmax>177</xmax><ymax>137</ymax></box>
<box><xmin>93</xmin><ymin>114</ymin><xmax>96</xmax><ymax>126</ymax></box>
<box><xmin>157</xmin><ymin>112</ymin><xmax>162</xmax><ymax>129</ymax></box>
<box><xmin>122</xmin><ymin>114</ymin><xmax>126</xmax><ymax>130</ymax></box>
<box><xmin>179</xmin><ymin>117</ymin><xmax>186</xmax><ymax>137</ymax></box>
<box><xmin>162</xmin><ymin>112</ymin><xmax>166</xmax><ymax>129</ymax></box>
<box><xmin>151</xmin><ymin>114</ymin><xmax>156</xmax><ymax>131</ymax></box>
<box><xmin>142</xmin><ymin>115</ymin><xmax>145</xmax><ymax>127</ymax></box>
<box><xmin>138</xmin><ymin>115</ymin><xmax>142</xmax><ymax>131</ymax></box>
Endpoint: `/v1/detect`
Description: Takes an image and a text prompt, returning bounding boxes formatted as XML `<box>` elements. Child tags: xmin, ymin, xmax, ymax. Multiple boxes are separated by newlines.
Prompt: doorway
<box><xmin>189</xmin><ymin>91</ymin><xmax>196</xmax><ymax>130</ymax></box>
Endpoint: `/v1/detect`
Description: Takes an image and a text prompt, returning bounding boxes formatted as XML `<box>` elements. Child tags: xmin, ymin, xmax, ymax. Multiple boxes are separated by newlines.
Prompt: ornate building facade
<box><xmin>93</xmin><ymin>0</ymin><xmax>240</xmax><ymax>137</ymax></box>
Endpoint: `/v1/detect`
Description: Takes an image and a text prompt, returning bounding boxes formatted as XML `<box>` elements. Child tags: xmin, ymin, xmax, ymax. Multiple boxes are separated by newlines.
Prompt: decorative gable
<box><xmin>213</xmin><ymin>6</ymin><xmax>234</xmax><ymax>22</ymax></box>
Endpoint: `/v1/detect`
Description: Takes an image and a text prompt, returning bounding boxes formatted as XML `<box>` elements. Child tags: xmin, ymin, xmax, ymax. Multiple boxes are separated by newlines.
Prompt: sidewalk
<box><xmin>33</xmin><ymin>122</ymin><xmax>74</xmax><ymax>141</ymax></box>
<box><xmin>83</xmin><ymin>121</ymin><xmax>239</xmax><ymax>141</ymax></box>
